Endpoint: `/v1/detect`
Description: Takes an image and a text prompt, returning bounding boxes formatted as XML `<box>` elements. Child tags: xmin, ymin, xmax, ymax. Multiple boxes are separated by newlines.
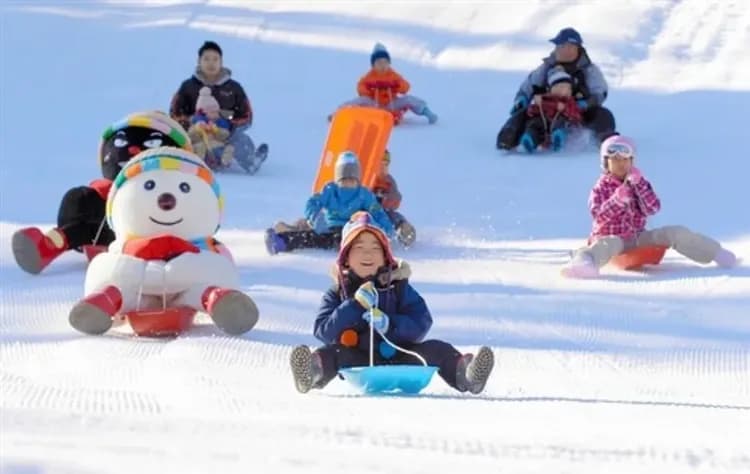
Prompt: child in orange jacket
<box><xmin>333</xmin><ymin>43</ymin><xmax>437</xmax><ymax>124</ymax></box>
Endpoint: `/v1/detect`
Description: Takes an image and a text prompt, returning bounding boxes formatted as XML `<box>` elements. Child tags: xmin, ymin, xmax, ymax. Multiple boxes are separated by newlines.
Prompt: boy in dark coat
<box><xmin>289</xmin><ymin>211</ymin><xmax>495</xmax><ymax>394</ymax></box>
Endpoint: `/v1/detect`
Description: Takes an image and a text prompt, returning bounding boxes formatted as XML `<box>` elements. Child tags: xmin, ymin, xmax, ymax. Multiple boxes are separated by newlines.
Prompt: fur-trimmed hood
<box><xmin>330</xmin><ymin>259</ymin><xmax>411</xmax><ymax>293</ymax></box>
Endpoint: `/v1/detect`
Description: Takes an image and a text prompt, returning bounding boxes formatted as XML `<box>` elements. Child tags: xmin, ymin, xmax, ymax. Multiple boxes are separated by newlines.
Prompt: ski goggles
<box><xmin>604</xmin><ymin>142</ymin><xmax>634</xmax><ymax>158</ymax></box>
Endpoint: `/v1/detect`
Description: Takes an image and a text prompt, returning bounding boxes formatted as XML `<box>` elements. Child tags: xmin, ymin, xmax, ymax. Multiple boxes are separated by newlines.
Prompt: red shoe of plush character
<box><xmin>202</xmin><ymin>287</ymin><xmax>259</xmax><ymax>335</ymax></box>
<box><xmin>12</xmin><ymin>227</ymin><xmax>68</xmax><ymax>275</ymax></box>
<box><xmin>69</xmin><ymin>286</ymin><xmax>123</xmax><ymax>335</ymax></box>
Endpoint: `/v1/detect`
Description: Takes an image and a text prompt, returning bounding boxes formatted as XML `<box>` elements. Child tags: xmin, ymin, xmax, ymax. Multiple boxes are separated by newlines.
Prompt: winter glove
<box><xmin>510</xmin><ymin>96</ymin><xmax>528</xmax><ymax>115</ymax></box>
<box><xmin>613</xmin><ymin>185</ymin><xmax>633</xmax><ymax>204</ymax></box>
<box><xmin>576</xmin><ymin>98</ymin><xmax>588</xmax><ymax>111</ymax></box>
<box><xmin>626</xmin><ymin>166</ymin><xmax>643</xmax><ymax>185</ymax></box>
<box><xmin>354</xmin><ymin>281</ymin><xmax>379</xmax><ymax>309</ymax></box>
<box><xmin>362</xmin><ymin>307</ymin><xmax>390</xmax><ymax>334</ymax></box>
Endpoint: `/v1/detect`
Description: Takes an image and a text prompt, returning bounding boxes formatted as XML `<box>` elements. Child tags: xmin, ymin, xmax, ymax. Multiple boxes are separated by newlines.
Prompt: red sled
<box><xmin>125</xmin><ymin>306</ymin><xmax>197</xmax><ymax>338</ymax></box>
<box><xmin>610</xmin><ymin>245</ymin><xmax>668</xmax><ymax>270</ymax></box>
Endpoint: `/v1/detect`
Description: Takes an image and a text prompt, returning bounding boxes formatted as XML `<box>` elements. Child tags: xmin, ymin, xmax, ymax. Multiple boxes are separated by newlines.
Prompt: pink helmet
<box><xmin>600</xmin><ymin>135</ymin><xmax>636</xmax><ymax>171</ymax></box>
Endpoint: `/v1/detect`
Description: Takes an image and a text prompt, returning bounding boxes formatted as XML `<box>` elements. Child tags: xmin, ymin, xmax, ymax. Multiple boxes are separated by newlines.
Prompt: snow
<box><xmin>1</xmin><ymin>2</ymin><xmax>750</xmax><ymax>473</ymax></box>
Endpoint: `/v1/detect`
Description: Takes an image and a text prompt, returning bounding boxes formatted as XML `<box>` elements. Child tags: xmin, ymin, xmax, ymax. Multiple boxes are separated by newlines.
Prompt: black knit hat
<box><xmin>199</xmin><ymin>41</ymin><xmax>222</xmax><ymax>57</ymax></box>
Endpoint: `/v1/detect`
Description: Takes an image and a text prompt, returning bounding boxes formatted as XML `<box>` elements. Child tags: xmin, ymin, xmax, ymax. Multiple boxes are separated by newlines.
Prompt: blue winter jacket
<box><xmin>314</xmin><ymin>262</ymin><xmax>432</xmax><ymax>349</ymax></box>
<box><xmin>305</xmin><ymin>183</ymin><xmax>395</xmax><ymax>237</ymax></box>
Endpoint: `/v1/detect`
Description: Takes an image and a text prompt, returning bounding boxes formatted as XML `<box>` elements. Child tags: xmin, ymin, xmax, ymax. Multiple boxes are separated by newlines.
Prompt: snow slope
<box><xmin>1</xmin><ymin>2</ymin><xmax>749</xmax><ymax>473</ymax></box>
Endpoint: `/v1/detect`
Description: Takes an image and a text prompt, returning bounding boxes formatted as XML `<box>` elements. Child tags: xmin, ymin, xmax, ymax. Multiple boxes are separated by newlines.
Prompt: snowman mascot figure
<box><xmin>69</xmin><ymin>146</ymin><xmax>259</xmax><ymax>336</ymax></box>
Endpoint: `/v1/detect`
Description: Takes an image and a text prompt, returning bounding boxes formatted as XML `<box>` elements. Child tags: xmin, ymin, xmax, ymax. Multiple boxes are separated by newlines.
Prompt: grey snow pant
<box><xmin>574</xmin><ymin>225</ymin><xmax>721</xmax><ymax>268</ymax></box>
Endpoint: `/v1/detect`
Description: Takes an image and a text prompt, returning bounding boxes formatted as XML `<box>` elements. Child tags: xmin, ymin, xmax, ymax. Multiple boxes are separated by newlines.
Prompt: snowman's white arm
<box><xmin>165</xmin><ymin>251</ymin><xmax>239</xmax><ymax>290</ymax></box>
<box><xmin>85</xmin><ymin>252</ymin><xmax>147</xmax><ymax>295</ymax></box>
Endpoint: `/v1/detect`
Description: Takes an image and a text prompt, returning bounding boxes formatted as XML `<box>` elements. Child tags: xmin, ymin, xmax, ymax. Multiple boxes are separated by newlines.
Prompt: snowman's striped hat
<box><xmin>106</xmin><ymin>147</ymin><xmax>223</xmax><ymax>228</ymax></box>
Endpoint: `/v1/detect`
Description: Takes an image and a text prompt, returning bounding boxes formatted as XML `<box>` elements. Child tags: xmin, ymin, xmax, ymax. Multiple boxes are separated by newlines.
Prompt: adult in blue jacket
<box><xmin>288</xmin><ymin>211</ymin><xmax>495</xmax><ymax>394</ymax></box>
<box><xmin>497</xmin><ymin>28</ymin><xmax>618</xmax><ymax>150</ymax></box>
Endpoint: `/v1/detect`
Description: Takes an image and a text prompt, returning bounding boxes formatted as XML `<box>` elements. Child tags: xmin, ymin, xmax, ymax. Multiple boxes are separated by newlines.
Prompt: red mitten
<box><xmin>123</xmin><ymin>235</ymin><xmax>200</xmax><ymax>261</ymax></box>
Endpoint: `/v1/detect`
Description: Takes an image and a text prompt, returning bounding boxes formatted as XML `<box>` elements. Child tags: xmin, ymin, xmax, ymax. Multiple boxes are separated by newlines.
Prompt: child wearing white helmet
<box><xmin>562</xmin><ymin>135</ymin><xmax>737</xmax><ymax>278</ymax></box>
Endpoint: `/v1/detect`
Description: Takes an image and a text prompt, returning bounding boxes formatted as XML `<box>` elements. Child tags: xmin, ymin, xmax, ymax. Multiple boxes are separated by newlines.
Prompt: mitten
<box><xmin>362</xmin><ymin>308</ymin><xmax>390</xmax><ymax>333</ymax></box>
<box><xmin>354</xmin><ymin>281</ymin><xmax>379</xmax><ymax>309</ymax></box>
<box><xmin>510</xmin><ymin>96</ymin><xmax>528</xmax><ymax>115</ymax></box>
<box><xmin>626</xmin><ymin>166</ymin><xmax>643</xmax><ymax>185</ymax></box>
<box><xmin>613</xmin><ymin>185</ymin><xmax>633</xmax><ymax>204</ymax></box>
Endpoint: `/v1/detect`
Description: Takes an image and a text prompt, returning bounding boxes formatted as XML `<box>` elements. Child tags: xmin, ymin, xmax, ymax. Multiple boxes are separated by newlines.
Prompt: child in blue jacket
<box><xmin>289</xmin><ymin>211</ymin><xmax>495</xmax><ymax>394</ymax></box>
<box><xmin>265</xmin><ymin>151</ymin><xmax>395</xmax><ymax>254</ymax></box>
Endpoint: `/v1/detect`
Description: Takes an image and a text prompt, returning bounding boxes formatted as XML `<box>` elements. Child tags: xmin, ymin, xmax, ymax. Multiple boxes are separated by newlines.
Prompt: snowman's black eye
<box><xmin>179</xmin><ymin>182</ymin><xmax>191</xmax><ymax>193</ymax></box>
<box><xmin>114</xmin><ymin>138</ymin><xmax>128</xmax><ymax>147</ymax></box>
<box><xmin>144</xmin><ymin>180</ymin><xmax>156</xmax><ymax>190</ymax></box>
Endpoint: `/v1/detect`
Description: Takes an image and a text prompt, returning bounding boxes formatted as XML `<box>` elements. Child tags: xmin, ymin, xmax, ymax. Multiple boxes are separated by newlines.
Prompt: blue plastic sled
<box><xmin>340</xmin><ymin>365</ymin><xmax>438</xmax><ymax>394</ymax></box>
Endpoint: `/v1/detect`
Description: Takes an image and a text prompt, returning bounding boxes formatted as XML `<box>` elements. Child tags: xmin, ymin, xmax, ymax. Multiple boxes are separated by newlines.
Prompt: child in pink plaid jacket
<box><xmin>562</xmin><ymin>135</ymin><xmax>738</xmax><ymax>278</ymax></box>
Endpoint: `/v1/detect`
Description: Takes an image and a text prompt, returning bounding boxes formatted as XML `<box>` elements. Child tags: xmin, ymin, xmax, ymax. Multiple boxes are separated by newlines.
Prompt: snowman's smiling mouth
<box><xmin>149</xmin><ymin>216</ymin><xmax>183</xmax><ymax>226</ymax></box>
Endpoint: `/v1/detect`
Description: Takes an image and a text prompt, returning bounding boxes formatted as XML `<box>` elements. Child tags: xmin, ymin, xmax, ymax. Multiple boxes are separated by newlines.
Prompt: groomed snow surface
<box><xmin>1</xmin><ymin>2</ymin><xmax>749</xmax><ymax>473</ymax></box>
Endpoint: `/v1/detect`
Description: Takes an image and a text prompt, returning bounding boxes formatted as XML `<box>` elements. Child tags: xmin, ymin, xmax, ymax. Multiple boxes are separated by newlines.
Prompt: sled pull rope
<box><xmin>366</xmin><ymin>291</ymin><xmax>428</xmax><ymax>367</ymax></box>
<box><xmin>92</xmin><ymin>217</ymin><xmax>107</xmax><ymax>245</ymax></box>
<box><xmin>134</xmin><ymin>263</ymin><xmax>167</xmax><ymax>312</ymax></box>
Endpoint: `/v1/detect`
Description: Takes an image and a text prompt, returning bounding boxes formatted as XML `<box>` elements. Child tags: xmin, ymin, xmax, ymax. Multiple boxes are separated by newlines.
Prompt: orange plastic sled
<box><xmin>609</xmin><ymin>245</ymin><xmax>668</xmax><ymax>270</ymax></box>
<box><xmin>125</xmin><ymin>306</ymin><xmax>197</xmax><ymax>337</ymax></box>
<box><xmin>313</xmin><ymin>106</ymin><xmax>394</xmax><ymax>193</ymax></box>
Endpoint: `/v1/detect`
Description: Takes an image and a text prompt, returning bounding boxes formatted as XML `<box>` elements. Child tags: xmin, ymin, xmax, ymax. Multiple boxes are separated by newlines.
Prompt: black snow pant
<box><xmin>497</xmin><ymin>105</ymin><xmax>617</xmax><ymax>149</ymax></box>
<box><xmin>278</xmin><ymin>226</ymin><xmax>342</xmax><ymax>252</ymax></box>
<box><xmin>313</xmin><ymin>339</ymin><xmax>462</xmax><ymax>390</ymax></box>
<box><xmin>57</xmin><ymin>186</ymin><xmax>115</xmax><ymax>250</ymax></box>
<box><xmin>385</xmin><ymin>210</ymin><xmax>407</xmax><ymax>229</ymax></box>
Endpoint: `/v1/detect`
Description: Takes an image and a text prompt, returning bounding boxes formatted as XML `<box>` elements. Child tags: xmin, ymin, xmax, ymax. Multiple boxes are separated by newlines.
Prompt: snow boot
<box><xmin>290</xmin><ymin>345</ymin><xmax>324</xmax><ymax>394</ymax></box>
<box><xmin>264</xmin><ymin>228</ymin><xmax>287</xmax><ymax>255</ymax></box>
<box><xmin>714</xmin><ymin>248</ymin><xmax>737</xmax><ymax>268</ymax></box>
<box><xmin>560</xmin><ymin>252</ymin><xmax>599</xmax><ymax>278</ymax></box>
<box><xmin>12</xmin><ymin>227</ymin><xmax>68</xmax><ymax>275</ymax></box>
<box><xmin>396</xmin><ymin>221</ymin><xmax>417</xmax><ymax>247</ymax></box>
<box><xmin>456</xmin><ymin>346</ymin><xmax>495</xmax><ymax>394</ymax></box>
<box><xmin>420</xmin><ymin>106</ymin><xmax>438</xmax><ymax>124</ymax></box>
<box><xmin>520</xmin><ymin>132</ymin><xmax>537</xmax><ymax>153</ymax></box>
<box><xmin>551</xmin><ymin>128</ymin><xmax>567</xmax><ymax>152</ymax></box>
<box><xmin>201</xmin><ymin>287</ymin><xmax>259</xmax><ymax>335</ymax></box>
<box><xmin>69</xmin><ymin>285</ymin><xmax>123</xmax><ymax>335</ymax></box>
<box><xmin>239</xmin><ymin>143</ymin><xmax>268</xmax><ymax>175</ymax></box>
